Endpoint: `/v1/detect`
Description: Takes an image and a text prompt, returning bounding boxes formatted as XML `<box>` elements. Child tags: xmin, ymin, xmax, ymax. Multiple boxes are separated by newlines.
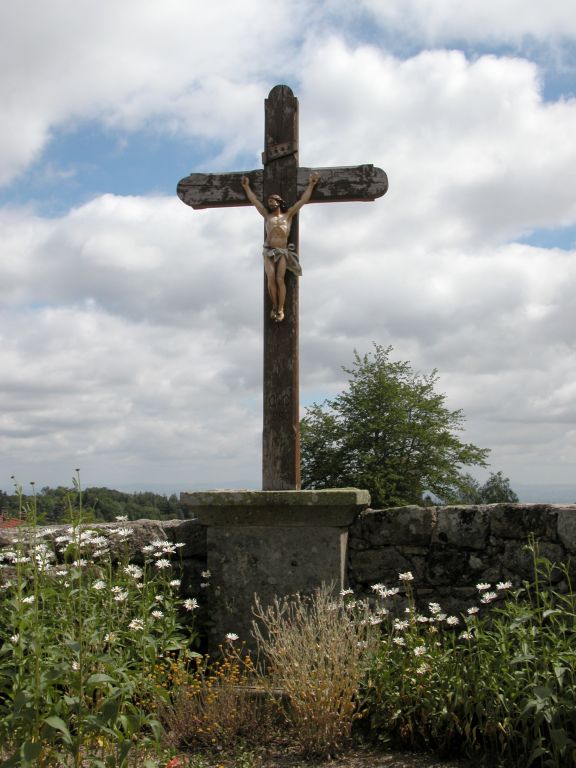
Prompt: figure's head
<box><xmin>267</xmin><ymin>194</ymin><xmax>288</xmax><ymax>213</ymax></box>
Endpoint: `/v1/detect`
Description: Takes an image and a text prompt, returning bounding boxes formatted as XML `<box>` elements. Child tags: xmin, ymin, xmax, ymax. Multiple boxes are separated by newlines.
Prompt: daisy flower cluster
<box><xmin>362</xmin><ymin>571</ymin><xmax>516</xmax><ymax>670</ymax></box>
<box><xmin>0</xmin><ymin>522</ymin><xmax>201</xmax><ymax>644</ymax></box>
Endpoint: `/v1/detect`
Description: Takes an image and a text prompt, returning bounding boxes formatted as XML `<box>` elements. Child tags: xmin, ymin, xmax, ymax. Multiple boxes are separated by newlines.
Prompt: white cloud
<box><xmin>1</xmin><ymin>3</ymin><xmax>576</xmax><ymax>496</ymax></box>
<box><xmin>360</xmin><ymin>0</ymin><xmax>576</xmax><ymax>43</ymax></box>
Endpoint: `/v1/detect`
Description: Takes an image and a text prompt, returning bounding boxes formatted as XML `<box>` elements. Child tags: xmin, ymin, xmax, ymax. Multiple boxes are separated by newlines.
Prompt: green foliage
<box><xmin>0</xmin><ymin>478</ymin><xmax>200</xmax><ymax>767</ymax></box>
<box><xmin>1</xmin><ymin>485</ymin><xmax>186</xmax><ymax>524</ymax></box>
<box><xmin>360</xmin><ymin>545</ymin><xmax>576</xmax><ymax>767</ymax></box>
<box><xmin>453</xmin><ymin>470</ymin><xmax>520</xmax><ymax>504</ymax></box>
<box><xmin>301</xmin><ymin>344</ymin><xmax>489</xmax><ymax>507</ymax></box>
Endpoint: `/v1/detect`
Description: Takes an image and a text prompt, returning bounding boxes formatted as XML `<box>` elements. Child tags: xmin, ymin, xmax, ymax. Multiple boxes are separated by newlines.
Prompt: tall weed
<box><xmin>252</xmin><ymin>584</ymin><xmax>380</xmax><ymax>758</ymax></box>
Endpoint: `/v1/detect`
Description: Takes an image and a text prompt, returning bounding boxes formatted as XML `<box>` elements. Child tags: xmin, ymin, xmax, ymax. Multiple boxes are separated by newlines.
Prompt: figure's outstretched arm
<box><xmin>287</xmin><ymin>172</ymin><xmax>320</xmax><ymax>218</ymax></box>
<box><xmin>241</xmin><ymin>176</ymin><xmax>267</xmax><ymax>217</ymax></box>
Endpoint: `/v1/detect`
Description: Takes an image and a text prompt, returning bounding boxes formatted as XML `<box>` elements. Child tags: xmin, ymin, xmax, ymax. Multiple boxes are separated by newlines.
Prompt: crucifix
<box><xmin>177</xmin><ymin>85</ymin><xmax>388</xmax><ymax>491</ymax></box>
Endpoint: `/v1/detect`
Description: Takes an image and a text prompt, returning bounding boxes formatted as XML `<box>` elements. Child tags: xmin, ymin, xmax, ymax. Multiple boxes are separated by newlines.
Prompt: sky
<box><xmin>1</xmin><ymin>0</ymin><xmax>576</xmax><ymax>502</ymax></box>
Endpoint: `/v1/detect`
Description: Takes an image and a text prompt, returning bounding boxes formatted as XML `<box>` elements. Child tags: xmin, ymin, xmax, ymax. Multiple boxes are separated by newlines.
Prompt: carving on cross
<box><xmin>177</xmin><ymin>84</ymin><xmax>388</xmax><ymax>491</ymax></box>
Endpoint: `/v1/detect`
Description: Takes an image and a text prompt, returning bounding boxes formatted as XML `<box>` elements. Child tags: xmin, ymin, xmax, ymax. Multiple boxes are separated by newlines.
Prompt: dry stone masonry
<box><xmin>2</xmin><ymin>503</ymin><xmax>575</xmax><ymax>645</ymax></box>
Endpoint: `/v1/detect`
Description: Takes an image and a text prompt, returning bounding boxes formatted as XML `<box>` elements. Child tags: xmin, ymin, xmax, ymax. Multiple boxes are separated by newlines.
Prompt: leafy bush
<box><xmin>0</xmin><ymin>477</ymin><xmax>200</xmax><ymax>767</ymax></box>
<box><xmin>360</xmin><ymin>543</ymin><xmax>576</xmax><ymax>767</ymax></box>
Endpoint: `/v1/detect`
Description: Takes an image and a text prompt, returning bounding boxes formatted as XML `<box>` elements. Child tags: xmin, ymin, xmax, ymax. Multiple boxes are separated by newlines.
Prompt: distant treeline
<box><xmin>0</xmin><ymin>486</ymin><xmax>189</xmax><ymax>523</ymax></box>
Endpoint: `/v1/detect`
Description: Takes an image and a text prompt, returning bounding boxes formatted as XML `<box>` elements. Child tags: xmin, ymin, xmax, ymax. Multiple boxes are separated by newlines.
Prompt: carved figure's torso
<box><xmin>265</xmin><ymin>212</ymin><xmax>291</xmax><ymax>248</ymax></box>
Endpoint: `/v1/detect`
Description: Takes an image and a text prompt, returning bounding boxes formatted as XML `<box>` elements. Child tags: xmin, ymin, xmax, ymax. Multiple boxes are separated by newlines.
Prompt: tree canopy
<box><xmin>300</xmin><ymin>345</ymin><xmax>491</xmax><ymax>508</ymax></box>
<box><xmin>451</xmin><ymin>471</ymin><xmax>519</xmax><ymax>505</ymax></box>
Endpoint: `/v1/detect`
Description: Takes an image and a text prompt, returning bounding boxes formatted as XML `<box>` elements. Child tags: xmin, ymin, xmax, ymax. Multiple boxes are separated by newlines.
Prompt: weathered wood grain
<box><xmin>177</xmin><ymin>165</ymin><xmax>388</xmax><ymax>210</ymax></box>
<box><xmin>262</xmin><ymin>84</ymin><xmax>301</xmax><ymax>490</ymax></box>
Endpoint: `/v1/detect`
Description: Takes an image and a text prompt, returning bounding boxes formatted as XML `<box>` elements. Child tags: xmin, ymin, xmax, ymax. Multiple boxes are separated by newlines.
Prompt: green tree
<box><xmin>300</xmin><ymin>344</ymin><xmax>489</xmax><ymax>508</ymax></box>
<box><xmin>454</xmin><ymin>471</ymin><xmax>519</xmax><ymax>504</ymax></box>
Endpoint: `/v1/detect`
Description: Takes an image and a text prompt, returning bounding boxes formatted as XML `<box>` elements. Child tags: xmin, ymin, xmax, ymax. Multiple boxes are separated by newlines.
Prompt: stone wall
<box><xmin>2</xmin><ymin>503</ymin><xmax>575</xmax><ymax>621</ymax></box>
<box><xmin>349</xmin><ymin>503</ymin><xmax>576</xmax><ymax>614</ymax></box>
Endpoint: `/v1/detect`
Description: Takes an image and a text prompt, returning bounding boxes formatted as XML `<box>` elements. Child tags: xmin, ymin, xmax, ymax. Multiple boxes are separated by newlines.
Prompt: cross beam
<box><xmin>177</xmin><ymin>84</ymin><xmax>388</xmax><ymax>490</ymax></box>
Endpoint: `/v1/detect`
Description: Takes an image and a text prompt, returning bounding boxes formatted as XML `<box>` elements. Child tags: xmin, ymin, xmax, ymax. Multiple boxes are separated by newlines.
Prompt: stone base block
<box><xmin>180</xmin><ymin>489</ymin><xmax>370</xmax><ymax>652</ymax></box>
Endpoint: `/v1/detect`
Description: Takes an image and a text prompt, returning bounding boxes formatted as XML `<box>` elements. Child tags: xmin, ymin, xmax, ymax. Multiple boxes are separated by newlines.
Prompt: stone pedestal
<box><xmin>180</xmin><ymin>489</ymin><xmax>370</xmax><ymax>651</ymax></box>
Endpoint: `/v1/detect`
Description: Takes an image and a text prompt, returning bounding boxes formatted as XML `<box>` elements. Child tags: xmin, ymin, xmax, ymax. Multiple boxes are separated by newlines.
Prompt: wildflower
<box><xmin>10</xmin><ymin>634</ymin><xmax>19</xmax><ymax>644</ymax></box>
<box><xmin>142</xmin><ymin>544</ymin><xmax>155</xmax><ymax>554</ymax></box>
<box><xmin>393</xmin><ymin>637</ymin><xmax>406</xmax><ymax>646</ymax></box>
<box><xmin>200</xmin><ymin>582</ymin><xmax>209</xmax><ymax>588</ymax></box>
<box><xmin>446</xmin><ymin>616</ymin><xmax>459</xmax><ymax>626</ymax></box>
<box><xmin>129</xmin><ymin>618</ymin><xmax>145</xmax><ymax>631</ymax></box>
<box><xmin>155</xmin><ymin>594</ymin><xmax>164</xmax><ymax>603</ymax></box>
<box><xmin>393</xmin><ymin>619</ymin><xmax>409</xmax><ymax>631</ymax></box>
<box><xmin>151</xmin><ymin>610</ymin><xmax>164</xmax><ymax>619</ymax></box>
<box><xmin>124</xmin><ymin>564</ymin><xmax>143</xmax><ymax>579</ymax></box>
<box><xmin>416</xmin><ymin>663</ymin><xmax>430</xmax><ymax>675</ymax></box>
<box><xmin>22</xmin><ymin>595</ymin><xmax>35</xmax><ymax>604</ymax></box>
<box><xmin>183</xmin><ymin>598</ymin><xmax>199</xmax><ymax>611</ymax></box>
<box><xmin>372</xmin><ymin>583</ymin><xmax>400</xmax><ymax>598</ymax></box>
<box><xmin>476</xmin><ymin>582</ymin><xmax>491</xmax><ymax>592</ymax></box>
<box><xmin>112</xmin><ymin>528</ymin><xmax>133</xmax><ymax>538</ymax></box>
<box><xmin>114</xmin><ymin>591</ymin><xmax>128</xmax><ymax>603</ymax></box>
<box><xmin>155</xmin><ymin>558</ymin><xmax>171</xmax><ymax>570</ymax></box>
<box><xmin>459</xmin><ymin>631</ymin><xmax>473</xmax><ymax>640</ymax></box>
<box><xmin>340</xmin><ymin>588</ymin><xmax>354</xmax><ymax>596</ymax></box>
<box><xmin>115</xmin><ymin>515</ymin><xmax>128</xmax><ymax>522</ymax></box>
<box><xmin>467</xmin><ymin>606</ymin><xmax>480</xmax><ymax>615</ymax></box>
<box><xmin>481</xmin><ymin>591</ymin><xmax>498</xmax><ymax>604</ymax></box>
<box><xmin>225</xmin><ymin>633</ymin><xmax>239</xmax><ymax>642</ymax></box>
<box><xmin>104</xmin><ymin>633</ymin><xmax>116</xmax><ymax>643</ymax></box>
<box><xmin>169</xmin><ymin>579</ymin><xmax>181</xmax><ymax>588</ymax></box>
<box><xmin>368</xmin><ymin>615</ymin><xmax>383</xmax><ymax>625</ymax></box>
<box><xmin>201</xmin><ymin>570</ymin><xmax>211</xmax><ymax>579</ymax></box>
<box><xmin>399</xmin><ymin>571</ymin><xmax>414</xmax><ymax>581</ymax></box>
<box><xmin>93</xmin><ymin>580</ymin><xmax>107</xmax><ymax>591</ymax></box>
<box><xmin>416</xmin><ymin>614</ymin><xmax>429</xmax><ymax>623</ymax></box>
<box><xmin>497</xmin><ymin>580</ymin><xmax>512</xmax><ymax>590</ymax></box>
<box><xmin>111</xmin><ymin>586</ymin><xmax>123</xmax><ymax>594</ymax></box>
<box><xmin>428</xmin><ymin>602</ymin><xmax>442</xmax><ymax>615</ymax></box>
<box><xmin>174</xmin><ymin>542</ymin><xmax>186</xmax><ymax>549</ymax></box>
<box><xmin>88</xmin><ymin>535</ymin><xmax>109</xmax><ymax>548</ymax></box>
<box><xmin>72</xmin><ymin>559</ymin><xmax>87</xmax><ymax>567</ymax></box>
<box><xmin>413</xmin><ymin>645</ymin><xmax>427</xmax><ymax>656</ymax></box>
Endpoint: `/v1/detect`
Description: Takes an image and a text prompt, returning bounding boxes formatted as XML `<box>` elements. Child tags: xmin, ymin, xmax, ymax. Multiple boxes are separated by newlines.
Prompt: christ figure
<box><xmin>241</xmin><ymin>172</ymin><xmax>320</xmax><ymax>322</ymax></box>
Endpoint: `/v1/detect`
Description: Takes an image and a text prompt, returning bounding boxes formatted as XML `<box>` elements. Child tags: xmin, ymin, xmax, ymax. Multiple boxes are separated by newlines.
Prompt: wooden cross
<box><xmin>177</xmin><ymin>84</ymin><xmax>388</xmax><ymax>491</ymax></box>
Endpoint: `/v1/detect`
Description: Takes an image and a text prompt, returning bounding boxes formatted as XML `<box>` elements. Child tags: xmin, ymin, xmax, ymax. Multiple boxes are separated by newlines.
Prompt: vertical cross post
<box><xmin>262</xmin><ymin>85</ymin><xmax>300</xmax><ymax>490</ymax></box>
<box><xmin>176</xmin><ymin>84</ymin><xmax>388</xmax><ymax>492</ymax></box>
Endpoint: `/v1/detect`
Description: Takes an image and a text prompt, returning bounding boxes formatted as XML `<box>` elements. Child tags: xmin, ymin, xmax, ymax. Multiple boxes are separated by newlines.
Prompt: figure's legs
<box><xmin>275</xmin><ymin>257</ymin><xmax>287</xmax><ymax>322</ymax></box>
<box><xmin>264</xmin><ymin>256</ymin><xmax>278</xmax><ymax>317</ymax></box>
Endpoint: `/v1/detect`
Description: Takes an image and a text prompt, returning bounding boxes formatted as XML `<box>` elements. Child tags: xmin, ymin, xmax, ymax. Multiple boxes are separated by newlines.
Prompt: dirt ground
<box><xmin>186</xmin><ymin>743</ymin><xmax>476</xmax><ymax>768</ymax></box>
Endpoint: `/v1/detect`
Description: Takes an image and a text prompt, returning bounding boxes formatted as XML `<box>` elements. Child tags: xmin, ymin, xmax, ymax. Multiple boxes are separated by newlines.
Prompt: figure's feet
<box><xmin>275</xmin><ymin>309</ymin><xmax>284</xmax><ymax>322</ymax></box>
<box><xmin>270</xmin><ymin>309</ymin><xmax>277</xmax><ymax>321</ymax></box>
